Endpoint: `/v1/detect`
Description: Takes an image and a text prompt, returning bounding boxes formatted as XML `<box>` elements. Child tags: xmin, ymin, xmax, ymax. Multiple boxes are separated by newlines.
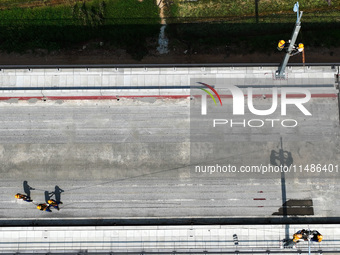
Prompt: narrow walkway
<box><xmin>0</xmin><ymin>224</ymin><xmax>336</xmax><ymax>254</ymax></box>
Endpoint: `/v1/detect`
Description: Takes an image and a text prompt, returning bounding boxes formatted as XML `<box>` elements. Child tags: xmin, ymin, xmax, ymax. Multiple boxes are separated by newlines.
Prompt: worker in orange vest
<box><xmin>37</xmin><ymin>203</ymin><xmax>52</xmax><ymax>212</ymax></box>
<box><xmin>15</xmin><ymin>193</ymin><xmax>33</xmax><ymax>202</ymax></box>
<box><xmin>47</xmin><ymin>199</ymin><xmax>63</xmax><ymax>211</ymax></box>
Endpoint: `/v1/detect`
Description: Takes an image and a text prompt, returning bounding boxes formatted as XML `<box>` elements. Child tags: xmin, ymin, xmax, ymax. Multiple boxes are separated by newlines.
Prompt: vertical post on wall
<box><xmin>255</xmin><ymin>0</ymin><xmax>259</xmax><ymax>23</ymax></box>
<box><xmin>302</xmin><ymin>48</ymin><xmax>305</xmax><ymax>66</ymax></box>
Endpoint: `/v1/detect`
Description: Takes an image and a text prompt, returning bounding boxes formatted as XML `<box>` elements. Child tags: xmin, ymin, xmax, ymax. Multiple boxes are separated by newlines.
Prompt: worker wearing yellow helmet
<box><xmin>298</xmin><ymin>43</ymin><xmax>304</xmax><ymax>52</ymax></box>
<box><xmin>48</xmin><ymin>199</ymin><xmax>63</xmax><ymax>211</ymax></box>
<box><xmin>15</xmin><ymin>193</ymin><xmax>32</xmax><ymax>202</ymax></box>
<box><xmin>277</xmin><ymin>40</ymin><xmax>286</xmax><ymax>51</ymax></box>
<box><xmin>37</xmin><ymin>203</ymin><xmax>52</xmax><ymax>212</ymax></box>
<box><xmin>293</xmin><ymin>233</ymin><xmax>302</xmax><ymax>242</ymax></box>
<box><xmin>290</xmin><ymin>42</ymin><xmax>304</xmax><ymax>56</ymax></box>
<box><xmin>311</xmin><ymin>231</ymin><xmax>323</xmax><ymax>242</ymax></box>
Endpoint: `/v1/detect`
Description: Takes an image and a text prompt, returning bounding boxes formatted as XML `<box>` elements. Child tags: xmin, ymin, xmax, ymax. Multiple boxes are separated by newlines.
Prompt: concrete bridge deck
<box><xmin>0</xmin><ymin>64</ymin><xmax>339</xmax><ymax>254</ymax></box>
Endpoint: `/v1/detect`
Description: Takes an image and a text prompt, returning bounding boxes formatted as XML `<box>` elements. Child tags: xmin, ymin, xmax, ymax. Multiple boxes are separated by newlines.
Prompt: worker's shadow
<box><xmin>54</xmin><ymin>185</ymin><xmax>64</xmax><ymax>203</ymax></box>
<box><xmin>23</xmin><ymin>181</ymin><xmax>35</xmax><ymax>197</ymax></box>
<box><xmin>44</xmin><ymin>185</ymin><xmax>64</xmax><ymax>203</ymax></box>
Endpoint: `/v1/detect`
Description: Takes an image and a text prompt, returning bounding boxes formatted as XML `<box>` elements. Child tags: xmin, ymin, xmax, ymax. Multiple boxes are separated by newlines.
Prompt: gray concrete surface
<box><xmin>1</xmin><ymin>95</ymin><xmax>339</xmax><ymax>221</ymax></box>
<box><xmin>0</xmin><ymin>224</ymin><xmax>338</xmax><ymax>254</ymax></box>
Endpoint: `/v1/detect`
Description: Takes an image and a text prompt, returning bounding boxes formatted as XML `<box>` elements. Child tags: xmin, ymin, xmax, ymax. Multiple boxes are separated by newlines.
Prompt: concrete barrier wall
<box><xmin>0</xmin><ymin>224</ymin><xmax>338</xmax><ymax>253</ymax></box>
<box><xmin>0</xmin><ymin>66</ymin><xmax>337</xmax><ymax>99</ymax></box>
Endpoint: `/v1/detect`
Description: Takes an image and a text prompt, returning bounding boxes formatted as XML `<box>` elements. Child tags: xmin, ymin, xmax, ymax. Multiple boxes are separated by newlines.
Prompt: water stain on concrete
<box><xmin>28</xmin><ymin>98</ymin><xmax>38</xmax><ymax>104</ymax></box>
<box><xmin>135</xmin><ymin>97</ymin><xmax>157</xmax><ymax>104</ymax></box>
<box><xmin>6</xmin><ymin>98</ymin><xmax>18</xmax><ymax>104</ymax></box>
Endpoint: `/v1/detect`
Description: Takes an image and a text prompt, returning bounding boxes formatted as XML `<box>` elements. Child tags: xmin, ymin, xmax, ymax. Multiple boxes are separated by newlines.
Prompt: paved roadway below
<box><xmin>0</xmin><ymin>96</ymin><xmax>339</xmax><ymax>223</ymax></box>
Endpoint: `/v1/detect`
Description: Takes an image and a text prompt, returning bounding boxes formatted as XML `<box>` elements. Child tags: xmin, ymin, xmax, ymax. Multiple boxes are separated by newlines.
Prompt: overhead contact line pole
<box><xmin>276</xmin><ymin>2</ymin><xmax>303</xmax><ymax>79</ymax></box>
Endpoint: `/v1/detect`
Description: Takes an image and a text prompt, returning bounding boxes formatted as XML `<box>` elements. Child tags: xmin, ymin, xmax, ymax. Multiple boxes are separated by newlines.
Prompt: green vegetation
<box><xmin>166</xmin><ymin>20</ymin><xmax>340</xmax><ymax>55</ymax></box>
<box><xmin>0</xmin><ymin>0</ymin><xmax>160</xmax><ymax>59</ymax></box>
<box><xmin>0</xmin><ymin>0</ymin><xmax>45</xmax><ymax>9</ymax></box>
<box><xmin>165</xmin><ymin>0</ymin><xmax>340</xmax><ymax>56</ymax></box>
<box><xmin>0</xmin><ymin>0</ymin><xmax>339</xmax><ymax>60</ymax></box>
<box><xmin>0</xmin><ymin>0</ymin><xmax>159</xmax><ymax>23</ymax></box>
<box><xmin>168</xmin><ymin>0</ymin><xmax>338</xmax><ymax>22</ymax></box>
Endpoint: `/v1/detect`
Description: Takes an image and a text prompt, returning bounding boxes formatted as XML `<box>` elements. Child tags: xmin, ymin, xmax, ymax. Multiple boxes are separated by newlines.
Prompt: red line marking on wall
<box><xmin>0</xmin><ymin>93</ymin><xmax>337</xmax><ymax>101</ymax></box>
<box><xmin>219</xmin><ymin>94</ymin><xmax>338</xmax><ymax>98</ymax></box>
<box><xmin>253</xmin><ymin>198</ymin><xmax>266</xmax><ymax>200</ymax></box>
<box><xmin>0</xmin><ymin>95</ymin><xmax>189</xmax><ymax>101</ymax></box>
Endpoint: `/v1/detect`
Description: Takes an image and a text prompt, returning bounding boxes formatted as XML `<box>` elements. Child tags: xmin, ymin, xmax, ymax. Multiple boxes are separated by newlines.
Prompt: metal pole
<box><xmin>276</xmin><ymin>4</ymin><xmax>303</xmax><ymax>79</ymax></box>
<box><xmin>306</xmin><ymin>226</ymin><xmax>311</xmax><ymax>255</ymax></box>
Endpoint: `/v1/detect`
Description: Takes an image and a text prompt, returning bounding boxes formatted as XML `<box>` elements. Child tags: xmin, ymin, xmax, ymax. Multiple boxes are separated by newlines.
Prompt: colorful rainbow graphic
<box><xmin>197</xmin><ymin>82</ymin><xmax>223</xmax><ymax>106</ymax></box>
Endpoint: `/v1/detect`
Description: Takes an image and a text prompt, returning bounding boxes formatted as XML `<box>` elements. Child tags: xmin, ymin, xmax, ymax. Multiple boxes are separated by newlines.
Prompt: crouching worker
<box><xmin>48</xmin><ymin>199</ymin><xmax>63</xmax><ymax>211</ymax></box>
<box><xmin>37</xmin><ymin>203</ymin><xmax>52</xmax><ymax>212</ymax></box>
<box><xmin>15</xmin><ymin>193</ymin><xmax>33</xmax><ymax>202</ymax></box>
